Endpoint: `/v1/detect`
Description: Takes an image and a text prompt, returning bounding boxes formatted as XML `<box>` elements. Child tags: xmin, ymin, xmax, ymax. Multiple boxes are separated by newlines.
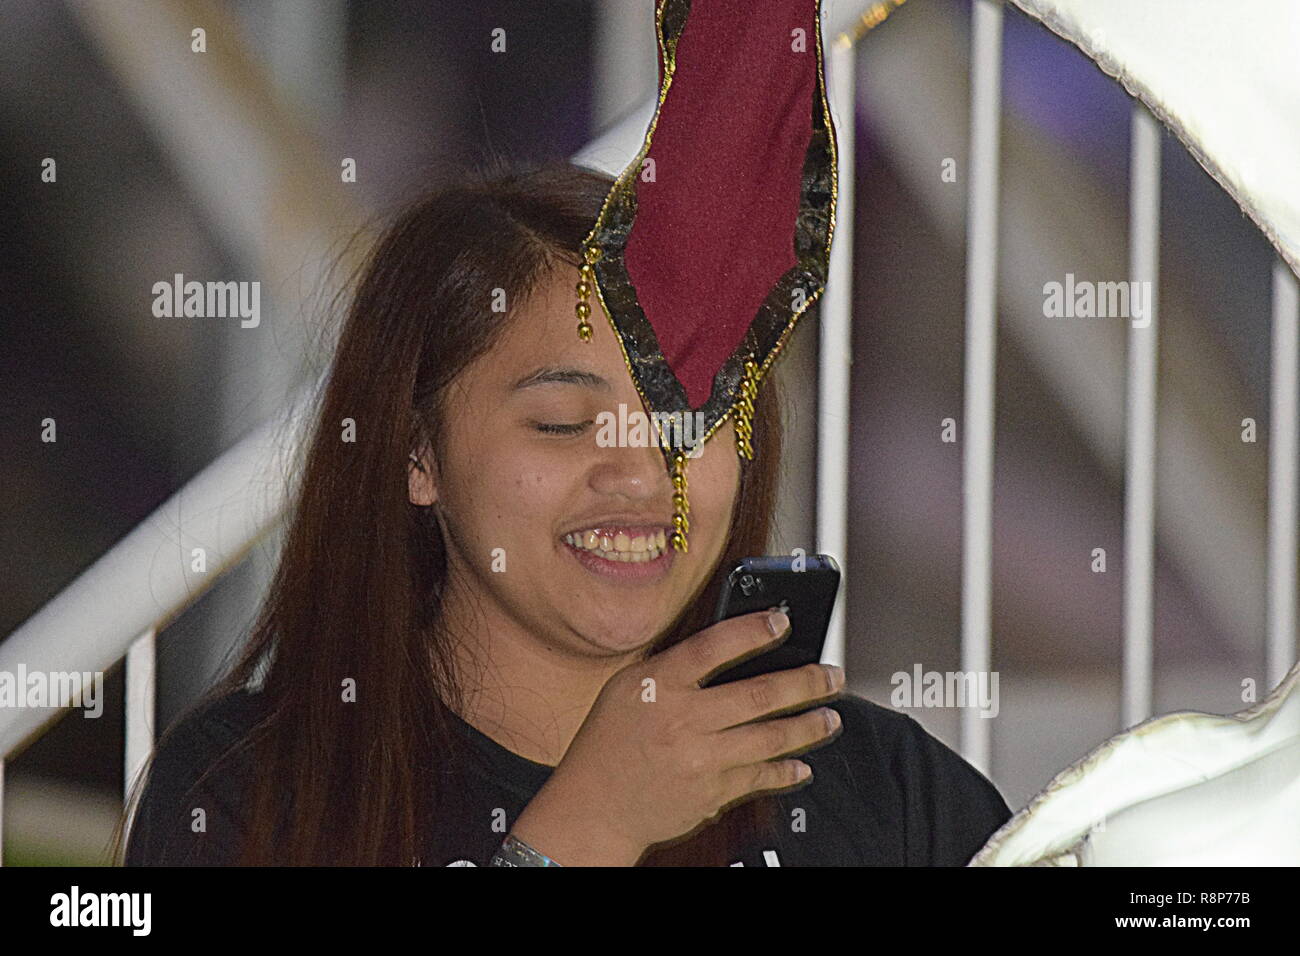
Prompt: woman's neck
<box><xmin>439</xmin><ymin>580</ymin><xmax>638</xmax><ymax>767</ymax></box>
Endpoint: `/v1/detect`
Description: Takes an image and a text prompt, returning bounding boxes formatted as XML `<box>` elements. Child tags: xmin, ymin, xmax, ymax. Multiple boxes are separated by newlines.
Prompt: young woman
<box><xmin>121</xmin><ymin>160</ymin><xmax>1012</xmax><ymax>867</ymax></box>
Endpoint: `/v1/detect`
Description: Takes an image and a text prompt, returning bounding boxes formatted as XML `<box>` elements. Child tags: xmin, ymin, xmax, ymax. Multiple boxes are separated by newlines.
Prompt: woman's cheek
<box><xmin>697</xmin><ymin>439</ymin><xmax>739</xmax><ymax>514</ymax></box>
<box><xmin>501</xmin><ymin>452</ymin><xmax>572</xmax><ymax>525</ymax></box>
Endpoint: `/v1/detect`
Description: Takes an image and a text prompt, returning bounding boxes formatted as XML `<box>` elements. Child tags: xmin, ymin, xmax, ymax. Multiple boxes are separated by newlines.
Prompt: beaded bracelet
<box><xmin>489</xmin><ymin>833</ymin><xmax>563</xmax><ymax>867</ymax></box>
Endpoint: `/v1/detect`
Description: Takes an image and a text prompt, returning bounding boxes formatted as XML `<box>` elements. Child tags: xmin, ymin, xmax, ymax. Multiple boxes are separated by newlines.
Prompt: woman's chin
<box><xmin>574</xmin><ymin>618</ymin><xmax>664</xmax><ymax>656</ymax></box>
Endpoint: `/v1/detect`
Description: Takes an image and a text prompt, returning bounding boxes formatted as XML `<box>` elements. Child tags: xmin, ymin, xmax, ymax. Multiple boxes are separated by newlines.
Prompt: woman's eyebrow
<box><xmin>510</xmin><ymin>366</ymin><xmax>611</xmax><ymax>391</ymax></box>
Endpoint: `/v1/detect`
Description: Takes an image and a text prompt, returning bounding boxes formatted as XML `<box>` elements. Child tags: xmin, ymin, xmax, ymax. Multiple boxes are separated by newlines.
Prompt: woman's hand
<box><xmin>510</xmin><ymin>609</ymin><xmax>846</xmax><ymax>865</ymax></box>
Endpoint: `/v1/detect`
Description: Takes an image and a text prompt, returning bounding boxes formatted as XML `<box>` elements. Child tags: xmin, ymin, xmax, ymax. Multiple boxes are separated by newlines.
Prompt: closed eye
<box><xmin>533</xmin><ymin>421</ymin><xmax>593</xmax><ymax>436</ymax></box>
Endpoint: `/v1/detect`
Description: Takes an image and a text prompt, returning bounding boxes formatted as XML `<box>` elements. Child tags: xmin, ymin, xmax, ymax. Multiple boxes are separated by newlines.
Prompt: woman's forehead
<box><xmin>484</xmin><ymin>262</ymin><xmax>623</xmax><ymax>384</ymax></box>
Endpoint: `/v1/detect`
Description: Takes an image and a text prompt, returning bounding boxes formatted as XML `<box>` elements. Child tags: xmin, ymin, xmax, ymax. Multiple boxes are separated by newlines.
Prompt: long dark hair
<box><xmin>117</xmin><ymin>158</ymin><xmax>786</xmax><ymax>866</ymax></box>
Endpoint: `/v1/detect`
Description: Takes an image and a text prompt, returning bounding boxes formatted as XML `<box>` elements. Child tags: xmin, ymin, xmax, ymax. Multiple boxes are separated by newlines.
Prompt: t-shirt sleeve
<box><xmin>889</xmin><ymin>712</ymin><xmax>1013</xmax><ymax>866</ymax></box>
<box><xmin>124</xmin><ymin>693</ymin><xmax>257</xmax><ymax>866</ymax></box>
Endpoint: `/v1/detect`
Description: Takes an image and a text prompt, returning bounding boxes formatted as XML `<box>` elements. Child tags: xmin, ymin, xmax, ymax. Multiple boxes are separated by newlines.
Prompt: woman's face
<box><xmin>412</xmin><ymin>261</ymin><xmax>741</xmax><ymax>658</ymax></box>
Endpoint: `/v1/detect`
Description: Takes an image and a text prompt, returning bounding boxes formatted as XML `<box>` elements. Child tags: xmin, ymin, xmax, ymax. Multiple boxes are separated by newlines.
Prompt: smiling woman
<box><xmin>411</xmin><ymin>255</ymin><xmax>744</xmax><ymax>657</ymax></box>
<box><xmin>117</xmin><ymin>159</ymin><xmax>788</xmax><ymax>866</ymax></box>
<box><xmin>114</xmin><ymin>158</ymin><xmax>1011</xmax><ymax>868</ymax></box>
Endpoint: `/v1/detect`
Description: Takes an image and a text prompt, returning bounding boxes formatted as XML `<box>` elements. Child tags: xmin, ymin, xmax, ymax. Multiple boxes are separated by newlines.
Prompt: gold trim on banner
<box><xmin>576</xmin><ymin>0</ymin><xmax>839</xmax><ymax>551</ymax></box>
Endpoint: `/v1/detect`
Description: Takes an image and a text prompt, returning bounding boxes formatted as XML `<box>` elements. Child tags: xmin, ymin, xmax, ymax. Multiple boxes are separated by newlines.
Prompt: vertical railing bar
<box><xmin>1124</xmin><ymin>105</ymin><xmax>1161</xmax><ymax>728</ymax></box>
<box><xmin>961</xmin><ymin>0</ymin><xmax>1003</xmax><ymax>773</ymax></box>
<box><xmin>1268</xmin><ymin>260</ymin><xmax>1300</xmax><ymax>688</ymax></box>
<box><xmin>125</xmin><ymin>627</ymin><xmax>157</xmax><ymax>803</ymax></box>
<box><xmin>0</xmin><ymin>758</ymin><xmax>5</xmax><ymax>867</ymax></box>
<box><xmin>819</xmin><ymin>32</ymin><xmax>856</xmax><ymax>669</ymax></box>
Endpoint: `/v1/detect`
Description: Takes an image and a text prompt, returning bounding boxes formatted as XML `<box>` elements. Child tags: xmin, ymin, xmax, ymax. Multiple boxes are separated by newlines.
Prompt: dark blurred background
<box><xmin>0</xmin><ymin>0</ymin><xmax>1281</xmax><ymax>863</ymax></box>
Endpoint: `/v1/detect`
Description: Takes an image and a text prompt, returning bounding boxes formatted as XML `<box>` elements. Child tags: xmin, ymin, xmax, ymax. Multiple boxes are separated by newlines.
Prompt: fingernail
<box><xmin>822</xmin><ymin>707</ymin><xmax>841</xmax><ymax>732</ymax></box>
<box><xmin>766</xmin><ymin>609</ymin><xmax>790</xmax><ymax>636</ymax></box>
<box><xmin>824</xmin><ymin>663</ymin><xmax>845</xmax><ymax>689</ymax></box>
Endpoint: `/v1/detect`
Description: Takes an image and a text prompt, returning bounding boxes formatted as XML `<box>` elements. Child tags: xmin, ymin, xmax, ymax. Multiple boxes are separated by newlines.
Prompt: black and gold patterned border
<box><xmin>580</xmin><ymin>0</ymin><xmax>838</xmax><ymax>471</ymax></box>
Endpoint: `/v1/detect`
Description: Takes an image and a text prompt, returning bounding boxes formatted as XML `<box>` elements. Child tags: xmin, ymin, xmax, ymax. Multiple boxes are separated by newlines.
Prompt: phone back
<box><xmin>704</xmin><ymin>555</ymin><xmax>841</xmax><ymax>688</ymax></box>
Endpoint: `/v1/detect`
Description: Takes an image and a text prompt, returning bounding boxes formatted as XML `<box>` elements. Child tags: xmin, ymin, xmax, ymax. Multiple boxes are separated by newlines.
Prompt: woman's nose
<box><xmin>587</xmin><ymin>440</ymin><xmax>670</xmax><ymax>501</ymax></box>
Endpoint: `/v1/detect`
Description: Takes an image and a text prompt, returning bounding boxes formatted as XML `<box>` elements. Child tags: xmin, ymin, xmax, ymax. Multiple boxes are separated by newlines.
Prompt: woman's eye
<box><xmin>533</xmin><ymin>421</ymin><xmax>592</xmax><ymax>436</ymax></box>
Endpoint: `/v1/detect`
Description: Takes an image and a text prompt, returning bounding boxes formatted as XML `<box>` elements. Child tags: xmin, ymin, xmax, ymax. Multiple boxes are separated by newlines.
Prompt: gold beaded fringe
<box><xmin>669</xmin><ymin>450</ymin><xmax>690</xmax><ymax>552</ymax></box>
<box><xmin>668</xmin><ymin>354</ymin><xmax>759</xmax><ymax>553</ymax></box>
<box><xmin>733</xmin><ymin>358</ymin><xmax>759</xmax><ymax>460</ymax></box>
<box><xmin>575</xmin><ymin>246</ymin><xmax>601</xmax><ymax>341</ymax></box>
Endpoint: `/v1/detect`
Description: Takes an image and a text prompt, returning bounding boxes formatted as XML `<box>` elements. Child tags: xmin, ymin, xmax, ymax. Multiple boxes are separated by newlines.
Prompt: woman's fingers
<box><xmin>714</xmin><ymin>709</ymin><xmax>842</xmax><ymax>808</ymax></box>
<box><xmin>714</xmin><ymin>704</ymin><xmax>842</xmax><ymax>769</ymax></box>
<box><xmin>718</xmin><ymin>757</ymin><xmax>815</xmax><ymax>808</ymax></box>
<box><xmin>657</xmin><ymin>608</ymin><xmax>790</xmax><ymax>687</ymax></box>
<box><xmin>700</xmin><ymin>661</ymin><xmax>844</xmax><ymax>729</ymax></box>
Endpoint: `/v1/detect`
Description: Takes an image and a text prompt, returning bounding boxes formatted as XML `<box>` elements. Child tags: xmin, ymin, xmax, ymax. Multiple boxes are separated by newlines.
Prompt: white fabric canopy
<box><xmin>971</xmin><ymin>661</ymin><xmax>1300</xmax><ymax>865</ymax></box>
<box><xmin>1009</xmin><ymin>0</ymin><xmax>1300</xmax><ymax>277</ymax></box>
<box><xmin>966</xmin><ymin>0</ymin><xmax>1300</xmax><ymax>867</ymax></box>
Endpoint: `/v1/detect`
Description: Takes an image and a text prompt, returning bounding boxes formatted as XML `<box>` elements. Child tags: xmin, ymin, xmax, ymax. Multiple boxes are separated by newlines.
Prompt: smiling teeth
<box><xmin>564</xmin><ymin>529</ymin><xmax>668</xmax><ymax>562</ymax></box>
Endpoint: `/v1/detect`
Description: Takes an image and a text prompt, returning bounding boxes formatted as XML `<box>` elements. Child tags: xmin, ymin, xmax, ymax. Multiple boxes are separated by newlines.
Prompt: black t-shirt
<box><xmin>125</xmin><ymin>689</ymin><xmax>1012</xmax><ymax>867</ymax></box>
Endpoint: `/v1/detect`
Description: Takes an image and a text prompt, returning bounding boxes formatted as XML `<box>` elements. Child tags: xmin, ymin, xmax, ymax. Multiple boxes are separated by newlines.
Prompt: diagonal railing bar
<box><xmin>0</xmin><ymin>390</ymin><xmax>316</xmax><ymax>763</ymax></box>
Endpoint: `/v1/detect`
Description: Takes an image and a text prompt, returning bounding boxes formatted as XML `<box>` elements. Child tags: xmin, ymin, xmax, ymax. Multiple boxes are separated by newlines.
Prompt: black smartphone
<box><xmin>702</xmin><ymin>554</ymin><xmax>841</xmax><ymax>688</ymax></box>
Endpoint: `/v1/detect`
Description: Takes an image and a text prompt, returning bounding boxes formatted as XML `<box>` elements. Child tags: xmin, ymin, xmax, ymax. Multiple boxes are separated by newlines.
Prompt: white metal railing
<box><xmin>124</xmin><ymin>628</ymin><xmax>157</xmax><ymax>803</ymax></box>
<box><xmin>819</xmin><ymin>32</ymin><xmax>856</xmax><ymax>668</ymax></box>
<box><xmin>0</xmin><ymin>400</ymin><xmax>311</xmax><ymax>760</ymax></box>
<box><xmin>0</xmin><ymin>397</ymin><xmax>313</xmax><ymax>859</ymax></box>
<box><xmin>1124</xmin><ymin>105</ymin><xmax>1161</xmax><ymax>728</ymax></box>
<box><xmin>960</xmin><ymin>2</ymin><xmax>1298</xmax><ymax>751</ymax></box>
<box><xmin>960</xmin><ymin>0</ymin><xmax>1002</xmax><ymax>774</ymax></box>
<box><xmin>1270</xmin><ymin>261</ymin><xmax>1300</xmax><ymax>688</ymax></box>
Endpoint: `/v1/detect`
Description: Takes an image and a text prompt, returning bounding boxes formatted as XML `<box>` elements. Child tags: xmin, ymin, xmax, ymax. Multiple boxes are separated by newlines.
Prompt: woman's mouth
<box><xmin>561</xmin><ymin>525</ymin><xmax>675</xmax><ymax>579</ymax></box>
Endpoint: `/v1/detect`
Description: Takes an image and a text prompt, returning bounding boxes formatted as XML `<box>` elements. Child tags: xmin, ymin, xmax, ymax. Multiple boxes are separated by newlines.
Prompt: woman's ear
<box><xmin>408</xmin><ymin>449</ymin><xmax>438</xmax><ymax>506</ymax></box>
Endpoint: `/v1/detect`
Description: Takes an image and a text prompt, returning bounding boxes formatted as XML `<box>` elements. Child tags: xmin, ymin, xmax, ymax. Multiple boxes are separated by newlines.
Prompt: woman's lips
<box><xmin>562</xmin><ymin>537</ymin><xmax>675</xmax><ymax>580</ymax></box>
<box><xmin>564</xmin><ymin>525</ymin><xmax>669</xmax><ymax>554</ymax></box>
